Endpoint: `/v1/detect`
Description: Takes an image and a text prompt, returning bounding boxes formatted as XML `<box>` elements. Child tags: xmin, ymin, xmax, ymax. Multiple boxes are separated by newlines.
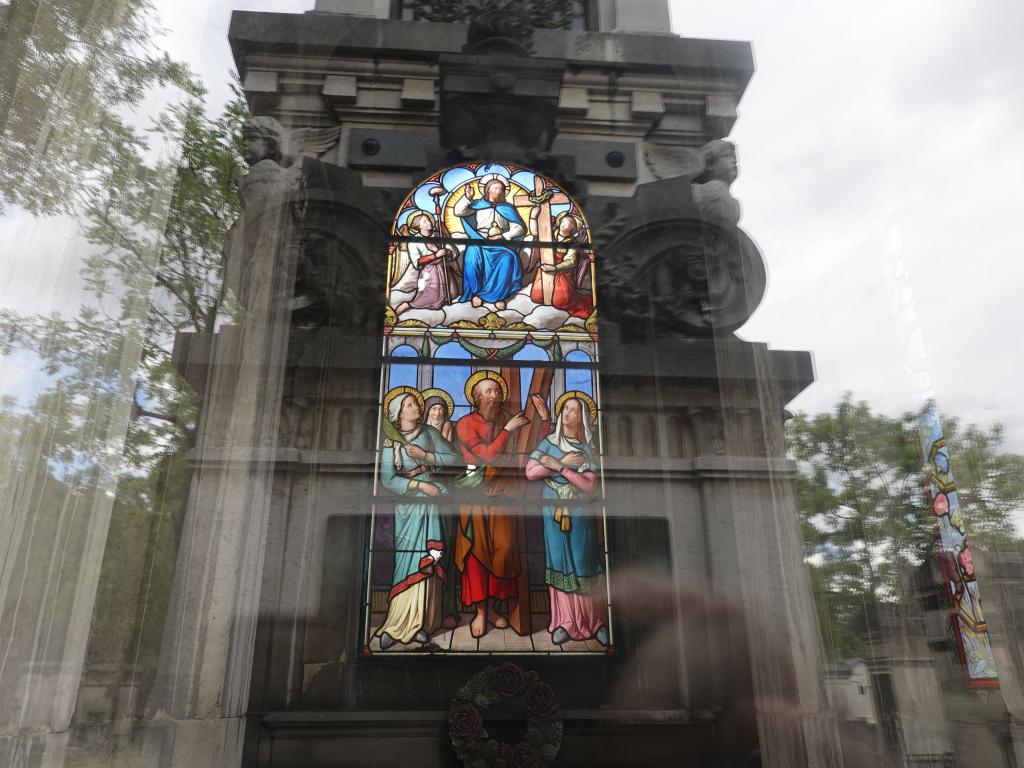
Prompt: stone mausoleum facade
<box><xmin>4</xmin><ymin>1</ymin><xmax>853</xmax><ymax>766</ymax></box>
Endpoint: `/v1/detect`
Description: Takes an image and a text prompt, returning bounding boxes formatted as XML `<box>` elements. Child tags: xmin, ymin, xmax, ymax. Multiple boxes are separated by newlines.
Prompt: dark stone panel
<box><xmin>379</xmin><ymin>17</ymin><xmax>465</xmax><ymax>55</ymax></box>
<box><xmin>348</xmin><ymin>128</ymin><xmax>439</xmax><ymax>171</ymax></box>
<box><xmin>248</xmin><ymin>712</ymin><xmax>718</xmax><ymax>768</ymax></box>
<box><xmin>550</xmin><ymin>138</ymin><xmax>638</xmax><ymax>181</ymax></box>
<box><xmin>599</xmin><ymin>339</ymin><xmax>814</xmax><ymax>404</ymax></box>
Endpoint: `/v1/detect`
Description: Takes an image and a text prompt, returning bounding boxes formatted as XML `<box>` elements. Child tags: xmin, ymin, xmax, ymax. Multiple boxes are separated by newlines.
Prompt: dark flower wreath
<box><xmin>449</xmin><ymin>663</ymin><xmax>562</xmax><ymax>768</ymax></box>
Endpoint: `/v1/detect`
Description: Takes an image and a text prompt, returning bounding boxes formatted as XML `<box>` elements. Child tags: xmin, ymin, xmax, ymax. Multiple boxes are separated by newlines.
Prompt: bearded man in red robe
<box><xmin>455</xmin><ymin>372</ymin><xmax>549</xmax><ymax>638</ymax></box>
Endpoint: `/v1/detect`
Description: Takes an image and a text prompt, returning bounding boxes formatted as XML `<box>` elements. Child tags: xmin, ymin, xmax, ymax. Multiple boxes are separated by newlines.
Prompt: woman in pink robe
<box><xmin>525</xmin><ymin>396</ymin><xmax>609</xmax><ymax>646</ymax></box>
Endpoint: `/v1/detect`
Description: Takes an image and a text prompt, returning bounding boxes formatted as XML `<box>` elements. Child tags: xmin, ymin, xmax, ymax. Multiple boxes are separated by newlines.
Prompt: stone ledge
<box><xmin>229</xmin><ymin>12</ymin><xmax>753</xmax><ymax>91</ymax></box>
<box><xmin>247</xmin><ymin>709</ymin><xmax>718</xmax><ymax>767</ymax></box>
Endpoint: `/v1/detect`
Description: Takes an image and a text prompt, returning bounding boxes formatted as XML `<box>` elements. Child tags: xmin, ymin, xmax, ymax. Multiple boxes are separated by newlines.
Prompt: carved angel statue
<box><xmin>238</xmin><ymin>116</ymin><xmax>342</xmax><ymax>210</ymax></box>
<box><xmin>692</xmin><ymin>139</ymin><xmax>741</xmax><ymax>228</ymax></box>
<box><xmin>225</xmin><ymin>117</ymin><xmax>341</xmax><ymax>307</ymax></box>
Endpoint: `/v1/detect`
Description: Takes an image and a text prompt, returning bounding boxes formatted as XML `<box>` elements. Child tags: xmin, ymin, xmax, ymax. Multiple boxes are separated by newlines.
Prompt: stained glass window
<box><xmin>364</xmin><ymin>163</ymin><xmax>610</xmax><ymax>654</ymax></box>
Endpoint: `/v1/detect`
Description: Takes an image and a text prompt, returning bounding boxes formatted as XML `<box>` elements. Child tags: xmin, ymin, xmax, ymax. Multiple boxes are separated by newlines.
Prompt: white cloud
<box><xmin>158</xmin><ymin>0</ymin><xmax>313</xmax><ymax>112</ymax></box>
<box><xmin>0</xmin><ymin>208</ymin><xmax>93</xmax><ymax>315</ymax></box>
<box><xmin>675</xmin><ymin>0</ymin><xmax>1024</xmax><ymax>451</ymax></box>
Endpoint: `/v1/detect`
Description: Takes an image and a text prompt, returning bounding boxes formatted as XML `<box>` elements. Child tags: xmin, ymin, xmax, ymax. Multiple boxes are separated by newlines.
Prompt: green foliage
<box><xmin>0</xmin><ymin>82</ymin><xmax>247</xmax><ymax>466</ymax></box>
<box><xmin>789</xmin><ymin>393</ymin><xmax>1024</xmax><ymax>660</ymax></box>
<box><xmin>0</xmin><ymin>0</ymin><xmax>197</xmax><ymax>216</ymax></box>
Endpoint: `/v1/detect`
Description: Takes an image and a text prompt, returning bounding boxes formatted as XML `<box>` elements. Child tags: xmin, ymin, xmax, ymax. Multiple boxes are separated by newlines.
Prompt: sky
<box><xmin>2</xmin><ymin>0</ymin><xmax>1022</xmax><ymax>450</ymax></box>
<box><xmin>670</xmin><ymin>0</ymin><xmax>1024</xmax><ymax>449</ymax></box>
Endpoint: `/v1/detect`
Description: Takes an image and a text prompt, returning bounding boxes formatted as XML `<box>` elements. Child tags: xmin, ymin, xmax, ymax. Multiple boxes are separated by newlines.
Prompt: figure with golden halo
<box><xmin>525</xmin><ymin>391</ymin><xmax>609</xmax><ymax>646</ymax></box>
<box><xmin>422</xmin><ymin>387</ymin><xmax>456</xmax><ymax>443</ymax></box>
<box><xmin>421</xmin><ymin>387</ymin><xmax>461</xmax><ymax>627</ymax></box>
<box><xmin>393</xmin><ymin>210</ymin><xmax>459</xmax><ymax>315</ymax></box>
<box><xmin>454</xmin><ymin>175</ymin><xmax>526</xmax><ymax>310</ymax></box>
<box><xmin>527</xmin><ymin>210</ymin><xmax>593</xmax><ymax>318</ymax></box>
<box><xmin>454</xmin><ymin>371</ymin><xmax>550</xmax><ymax>638</ymax></box>
<box><xmin>376</xmin><ymin>387</ymin><xmax>461</xmax><ymax>650</ymax></box>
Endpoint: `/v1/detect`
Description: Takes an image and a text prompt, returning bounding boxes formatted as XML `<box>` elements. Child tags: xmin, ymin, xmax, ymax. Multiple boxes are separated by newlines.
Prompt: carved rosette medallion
<box><xmin>600</xmin><ymin>217</ymin><xmax>767</xmax><ymax>338</ymax></box>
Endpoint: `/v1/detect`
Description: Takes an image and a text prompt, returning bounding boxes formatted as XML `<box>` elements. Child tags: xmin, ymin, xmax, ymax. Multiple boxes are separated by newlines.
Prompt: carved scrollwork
<box><xmin>414</xmin><ymin>0</ymin><xmax>573</xmax><ymax>31</ymax></box>
<box><xmin>600</xmin><ymin>218</ymin><xmax>766</xmax><ymax>339</ymax></box>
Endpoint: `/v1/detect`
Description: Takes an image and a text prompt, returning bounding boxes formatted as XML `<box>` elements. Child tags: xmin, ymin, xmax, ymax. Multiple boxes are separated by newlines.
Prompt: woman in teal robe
<box><xmin>376</xmin><ymin>391</ymin><xmax>461</xmax><ymax>650</ymax></box>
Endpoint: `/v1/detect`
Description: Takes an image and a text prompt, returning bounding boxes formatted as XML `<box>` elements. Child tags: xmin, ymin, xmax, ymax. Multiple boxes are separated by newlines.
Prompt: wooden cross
<box><xmin>514</xmin><ymin>178</ymin><xmax>570</xmax><ymax>305</ymax></box>
<box><xmin>498</xmin><ymin>363</ymin><xmax>555</xmax><ymax>637</ymax></box>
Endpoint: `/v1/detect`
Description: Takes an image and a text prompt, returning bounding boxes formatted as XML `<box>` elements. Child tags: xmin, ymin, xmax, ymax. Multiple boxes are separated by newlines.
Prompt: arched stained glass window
<box><xmin>365</xmin><ymin>162</ymin><xmax>610</xmax><ymax>655</ymax></box>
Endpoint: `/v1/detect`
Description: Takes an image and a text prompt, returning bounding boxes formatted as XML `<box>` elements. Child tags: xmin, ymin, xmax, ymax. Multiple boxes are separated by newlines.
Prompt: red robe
<box><xmin>454</xmin><ymin>410</ymin><xmax>548</xmax><ymax>600</ymax></box>
<box><xmin>529</xmin><ymin>245</ymin><xmax>592</xmax><ymax>318</ymax></box>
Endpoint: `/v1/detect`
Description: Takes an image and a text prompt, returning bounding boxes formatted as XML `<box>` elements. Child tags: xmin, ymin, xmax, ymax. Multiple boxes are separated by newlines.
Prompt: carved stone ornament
<box><xmin>438</xmin><ymin>54</ymin><xmax>565</xmax><ymax>161</ymax></box>
<box><xmin>225</xmin><ymin>116</ymin><xmax>343</xmax><ymax>310</ymax></box>
<box><xmin>414</xmin><ymin>0</ymin><xmax>574</xmax><ymax>35</ymax></box>
<box><xmin>466</xmin><ymin>0</ymin><xmax>535</xmax><ymax>54</ymax></box>
<box><xmin>237</xmin><ymin>116</ymin><xmax>341</xmax><ymax>211</ymax></box>
<box><xmin>600</xmin><ymin>216</ymin><xmax>766</xmax><ymax>339</ymax></box>
<box><xmin>689</xmin><ymin>408</ymin><xmax>727</xmax><ymax>456</ymax></box>
<box><xmin>594</xmin><ymin>143</ymin><xmax>765</xmax><ymax>339</ymax></box>
<box><xmin>449</xmin><ymin>664</ymin><xmax>563</xmax><ymax>768</ymax></box>
<box><xmin>692</xmin><ymin>139</ymin><xmax>741</xmax><ymax>228</ymax></box>
<box><xmin>642</xmin><ymin>141</ymin><xmax>703</xmax><ymax>182</ymax></box>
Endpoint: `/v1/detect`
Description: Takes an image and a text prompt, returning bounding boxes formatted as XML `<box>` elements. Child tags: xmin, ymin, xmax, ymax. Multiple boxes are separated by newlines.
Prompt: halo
<box><xmin>407</xmin><ymin>209</ymin><xmax>435</xmax><ymax>230</ymax></box>
<box><xmin>555</xmin><ymin>211</ymin><xmax>582</xmax><ymax>232</ymax></box>
<box><xmin>446</xmin><ymin>177</ymin><xmax>528</xmax><ymax>236</ymax></box>
<box><xmin>464</xmin><ymin>371</ymin><xmax>508</xmax><ymax>405</ymax></box>
<box><xmin>383</xmin><ymin>386</ymin><xmax>425</xmax><ymax>421</ymax></box>
<box><xmin>555</xmin><ymin>390</ymin><xmax>597</xmax><ymax>424</ymax></box>
<box><xmin>478</xmin><ymin>173</ymin><xmax>510</xmax><ymax>193</ymax></box>
<box><xmin>421</xmin><ymin>387</ymin><xmax>455</xmax><ymax>418</ymax></box>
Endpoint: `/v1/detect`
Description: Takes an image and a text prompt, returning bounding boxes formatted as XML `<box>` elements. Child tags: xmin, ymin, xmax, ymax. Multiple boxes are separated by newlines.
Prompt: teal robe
<box><xmin>529</xmin><ymin>436</ymin><xmax>603</xmax><ymax>594</ymax></box>
<box><xmin>380</xmin><ymin>425</ymin><xmax>460</xmax><ymax>600</ymax></box>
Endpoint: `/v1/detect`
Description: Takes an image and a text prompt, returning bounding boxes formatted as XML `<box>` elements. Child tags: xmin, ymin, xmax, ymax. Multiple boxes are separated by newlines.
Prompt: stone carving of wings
<box><xmin>283</xmin><ymin>126</ymin><xmax>342</xmax><ymax>166</ymax></box>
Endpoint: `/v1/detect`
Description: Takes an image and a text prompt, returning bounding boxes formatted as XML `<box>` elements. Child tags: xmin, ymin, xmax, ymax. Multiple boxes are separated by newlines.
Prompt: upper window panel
<box><xmin>387</xmin><ymin>163</ymin><xmax>595</xmax><ymax>335</ymax></box>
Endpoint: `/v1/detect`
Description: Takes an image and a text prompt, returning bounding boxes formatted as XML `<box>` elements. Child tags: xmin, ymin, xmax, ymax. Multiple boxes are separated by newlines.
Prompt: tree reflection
<box><xmin>0</xmin><ymin>61</ymin><xmax>246</xmax><ymax>717</ymax></box>
<box><xmin>0</xmin><ymin>0</ymin><xmax>195</xmax><ymax>216</ymax></box>
<box><xmin>789</xmin><ymin>394</ymin><xmax>1024</xmax><ymax>660</ymax></box>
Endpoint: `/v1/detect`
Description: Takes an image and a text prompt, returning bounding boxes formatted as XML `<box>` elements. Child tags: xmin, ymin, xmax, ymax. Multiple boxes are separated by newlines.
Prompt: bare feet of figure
<box><xmin>495</xmin><ymin>300</ymin><xmax>506</xmax><ymax>311</ymax></box>
<box><xmin>471</xmin><ymin>605</ymin><xmax>487</xmax><ymax>638</ymax></box>
<box><xmin>395</xmin><ymin>302</ymin><xmax>411</xmax><ymax>315</ymax></box>
<box><xmin>471</xmin><ymin>296</ymin><xmax>483</xmax><ymax>308</ymax></box>
<box><xmin>487</xmin><ymin>602</ymin><xmax>509</xmax><ymax>629</ymax></box>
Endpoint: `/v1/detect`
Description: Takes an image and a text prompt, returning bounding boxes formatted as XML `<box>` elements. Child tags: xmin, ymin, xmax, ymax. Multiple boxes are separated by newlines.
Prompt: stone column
<box><xmin>609</xmin><ymin>0</ymin><xmax>672</xmax><ymax>33</ymax></box>
<box><xmin>711</xmin><ymin>342</ymin><xmax>844</xmax><ymax>768</ymax></box>
<box><xmin>143</xmin><ymin>186</ymin><xmax>300</xmax><ymax>766</ymax></box>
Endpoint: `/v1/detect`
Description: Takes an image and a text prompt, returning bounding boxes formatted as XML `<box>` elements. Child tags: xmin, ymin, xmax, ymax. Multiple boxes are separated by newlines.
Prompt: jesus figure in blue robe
<box><xmin>454</xmin><ymin>176</ymin><xmax>526</xmax><ymax>310</ymax></box>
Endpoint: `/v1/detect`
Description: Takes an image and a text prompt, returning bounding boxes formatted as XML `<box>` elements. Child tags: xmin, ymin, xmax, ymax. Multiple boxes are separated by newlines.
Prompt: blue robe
<box><xmin>459</xmin><ymin>200</ymin><xmax>525</xmax><ymax>304</ymax></box>
<box><xmin>529</xmin><ymin>436</ymin><xmax>603</xmax><ymax>594</ymax></box>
